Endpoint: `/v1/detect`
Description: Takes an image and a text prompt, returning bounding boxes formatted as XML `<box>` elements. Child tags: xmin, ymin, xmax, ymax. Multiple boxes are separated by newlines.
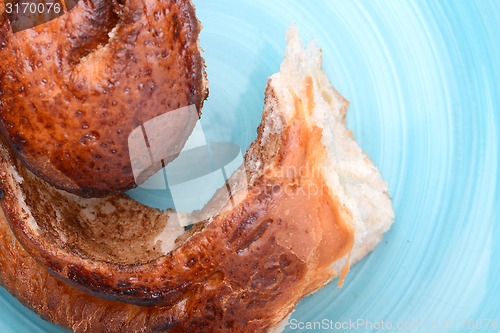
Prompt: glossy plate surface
<box><xmin>0</xmin><ymin>1</ymin><xmax>499</xmax><ymax>332</ymax></box>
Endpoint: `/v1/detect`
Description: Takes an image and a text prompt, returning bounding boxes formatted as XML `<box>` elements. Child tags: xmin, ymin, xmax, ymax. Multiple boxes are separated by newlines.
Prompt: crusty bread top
<box><xmin>0</xmin><ymin>0</ymin><xmax>208</xmax><ymax>197</ymax></box>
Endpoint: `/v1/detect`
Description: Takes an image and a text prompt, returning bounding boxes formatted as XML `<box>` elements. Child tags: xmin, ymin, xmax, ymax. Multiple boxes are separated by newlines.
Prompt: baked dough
<box><xmin>0</xmin><ymin>0</ymin><xmax>208</xmax><ymax>197</ymax></box>
<box><xmin>0</xmin><ymin>27</ymin><xmax>394</xmax><ymax>332</ymax></box>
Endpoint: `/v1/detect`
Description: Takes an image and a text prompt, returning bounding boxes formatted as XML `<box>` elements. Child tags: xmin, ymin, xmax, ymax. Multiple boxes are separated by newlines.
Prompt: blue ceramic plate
<box><xmin>1</xmin><ymin>1</ymin><xmax>499</xmax><ymax>332</ymax></box>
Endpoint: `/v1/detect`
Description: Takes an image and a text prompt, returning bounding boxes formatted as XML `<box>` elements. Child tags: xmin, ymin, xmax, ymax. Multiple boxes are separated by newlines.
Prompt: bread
<box><xmin>0</xmin><ymin>0</ymin><xmax>208</xmax><ymax>198</ymax></box>
<box><xmin>0</xmin><ymin>26</ymin><xmax>394</xmax><ymax>332</ymax></box>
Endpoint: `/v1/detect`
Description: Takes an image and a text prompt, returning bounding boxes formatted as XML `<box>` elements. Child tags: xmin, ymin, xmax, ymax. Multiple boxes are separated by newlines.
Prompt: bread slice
<box><xmin>0</xmin><ymin>25</ymin><xmax>394</xmax><ymax>332</ymax></box>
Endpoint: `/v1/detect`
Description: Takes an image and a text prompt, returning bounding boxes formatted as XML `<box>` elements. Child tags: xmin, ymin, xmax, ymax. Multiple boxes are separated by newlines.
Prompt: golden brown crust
<box><xmin>0</xmin><ymin>83</ymin><xmax>354</xmax><ymax>332</ymax></box>
<box><xmin>0</xmin><ymin>0</ymin><xmax>208</xmax><ymax>198</ymax></box>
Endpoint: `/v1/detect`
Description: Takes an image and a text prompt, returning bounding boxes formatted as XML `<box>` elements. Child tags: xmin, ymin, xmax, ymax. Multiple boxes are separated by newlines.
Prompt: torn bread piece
<box><xmin>248</xmin><ymin>25</ymin><xmax>395</xmax><ymax>275</ymax></box>
<box><xmin>0</xmin><ymin>26</ymin><xmax>394</xmax><ymax>333</ymax></box>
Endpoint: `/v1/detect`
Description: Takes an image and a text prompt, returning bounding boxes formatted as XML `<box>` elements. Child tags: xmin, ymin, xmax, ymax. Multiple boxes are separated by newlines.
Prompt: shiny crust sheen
<box><xmin>0</xmin><ymin>85</ymin><xmax>353</xmax><ymax>332</ymax></box>
<box><xmin>0</xmin><ymin>0</ymin><xmax>208</xmax><ymax>197</ymax></box>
